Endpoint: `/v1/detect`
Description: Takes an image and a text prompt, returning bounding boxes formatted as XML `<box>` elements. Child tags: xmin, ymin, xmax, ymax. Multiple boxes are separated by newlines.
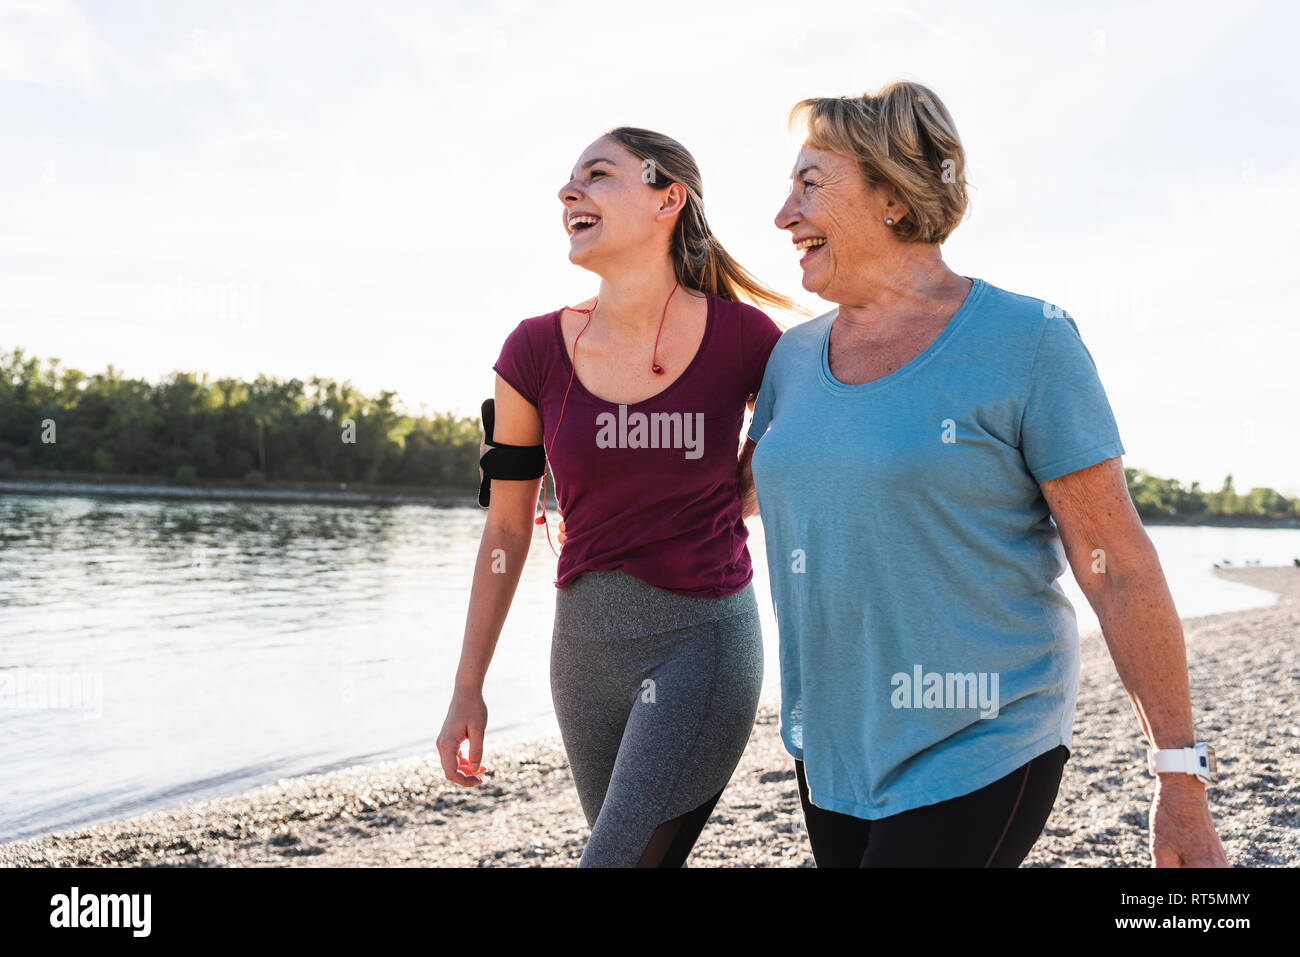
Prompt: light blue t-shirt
<box><xmin>747</xmin><ymin>277</ymin><xmax>1125</xmax><ymax>819</ymax></box>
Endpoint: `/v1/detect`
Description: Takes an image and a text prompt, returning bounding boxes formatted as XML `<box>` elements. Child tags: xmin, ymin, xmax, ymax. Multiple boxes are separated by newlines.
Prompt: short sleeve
<box><xmin>747</xmin><ymin>357</ymin><xmax>777</xmax><ymax>444</ymax></box>
<box><xmin>492</xmin><ymin>319</ymin><xmax>541</xmax><ymax>406</ymax></box>
<box><xmin>1019</xmin><ymin>312</ymin><xmax>1125</xmax><ymax>483</ymax></box>
<box><xmin>742</xmin><ymin>309</ymin><xmax>784</xmax><ymax>398</ymax></box>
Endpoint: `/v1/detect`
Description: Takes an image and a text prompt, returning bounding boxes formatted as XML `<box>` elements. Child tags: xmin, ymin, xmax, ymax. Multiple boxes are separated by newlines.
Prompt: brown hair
<box><xmin>787</xmin><ymin>81</ymin><xmax>969</xmax><ymax>244</ymax></box>
<box><xmin>603</xmin><ymin>126</ymin><xmax>808</xmax><ymax>321</ymax></box>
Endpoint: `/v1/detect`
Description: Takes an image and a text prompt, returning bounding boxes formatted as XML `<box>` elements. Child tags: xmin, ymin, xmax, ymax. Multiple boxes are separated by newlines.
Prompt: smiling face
<box><xmin>557</xmin><ymin>135</ymin><xmax>681</xmax><ymax>272</ymax></box>
<box><xmin>773</xmin><ymin>143</ymin><xmax>905</xmax><ymax>302</ymax></box>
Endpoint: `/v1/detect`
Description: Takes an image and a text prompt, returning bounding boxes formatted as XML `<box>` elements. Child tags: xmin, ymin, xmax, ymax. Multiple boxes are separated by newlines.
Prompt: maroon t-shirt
<box><xmin>492</xmin><ymin>291</ymin><xmax>784</xmax><ymax>597</ymax></box>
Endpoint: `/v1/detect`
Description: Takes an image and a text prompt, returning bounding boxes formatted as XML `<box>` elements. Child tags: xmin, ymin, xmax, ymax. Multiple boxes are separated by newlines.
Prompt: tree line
<box><xmin>0</xmin><ymin>349</ymin><xmax>1294</xmax><ymax>517</ymax></box>
<box><xmin>1125</xmin><ymin>468</ymin><xmax>1295</xmax><ymax>521</ymax></box>
<box><xmin>0</xmin><ymin>349</ymin><xmax>480</xmax><ymax>489</ymax></box>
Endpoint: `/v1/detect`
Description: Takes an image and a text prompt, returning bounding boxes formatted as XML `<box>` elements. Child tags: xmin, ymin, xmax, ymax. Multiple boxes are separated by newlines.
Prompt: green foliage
<box><xmin>0</xmin><ymin>349</ymin><xmax>482</xmax><ymax>490</ymax></box>
<box><xmin>9</xmin><ymin>345</ymin><xmax>1284</xmax><ymax>513</ymax></box>
<box><xmin>1125</xmin><ymin>467</ymin><xmax>1295</xmax><ymax>520</ymax></box>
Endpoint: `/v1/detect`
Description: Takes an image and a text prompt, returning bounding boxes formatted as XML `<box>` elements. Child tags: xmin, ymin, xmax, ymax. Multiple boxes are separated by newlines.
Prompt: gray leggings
<box><xmin>550</xmin><ymin>569</ymin><xmax>764</xmax><ymax>867</ymax></box>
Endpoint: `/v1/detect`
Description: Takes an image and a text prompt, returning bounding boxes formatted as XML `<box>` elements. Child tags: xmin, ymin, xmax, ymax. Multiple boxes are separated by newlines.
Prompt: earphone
<box><xmin>535</xmin><ymin>281</ymin><xmax>680</xmax><ymax>561</ymax></box>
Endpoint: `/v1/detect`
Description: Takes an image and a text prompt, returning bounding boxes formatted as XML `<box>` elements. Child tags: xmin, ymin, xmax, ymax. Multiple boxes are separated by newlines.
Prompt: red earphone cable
<box><xmin>535</xmin><ymin>300</ymin><xmax>596</xmax><ymax>560</ymax></box>
<box><xmin>537</xmin><ymin>281</ymin><xmax>679</xmax><ymax>562</ymax></box>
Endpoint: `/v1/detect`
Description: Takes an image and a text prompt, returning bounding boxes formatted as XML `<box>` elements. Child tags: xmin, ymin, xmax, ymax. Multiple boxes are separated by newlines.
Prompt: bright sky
<box><xmin>2</xmin><ymin>0</ymin><xmax>1296</xmax><ymax>493</ymax></box>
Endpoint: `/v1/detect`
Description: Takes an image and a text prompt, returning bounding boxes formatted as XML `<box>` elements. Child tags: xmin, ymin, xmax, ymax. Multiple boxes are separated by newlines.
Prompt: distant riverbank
<box><xmin>0</xmin><ymin>470</ymin><xmax>478</xmax><ymax>508</ymax></box>
<box><xmin>1139</xmin><ymin>513</ymin><xmax>1299</xmax><ymax>530</ymax></box>
<box><xmin>1</xmin><ymin>470</ymin><xmax>1292</xmax><ymax>526</ymax></box>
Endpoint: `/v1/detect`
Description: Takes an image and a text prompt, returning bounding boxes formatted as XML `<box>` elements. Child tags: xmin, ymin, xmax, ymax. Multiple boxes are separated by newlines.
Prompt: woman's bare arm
<box><xmin>1040</xmin><ymin>456</ymin><xmax>1227</xmax><ymax>866</ymax></box>
<box><xmin>435</xmin><ymin>374</ymin><xmax>542</xmax><ymax>786</ymax></box>
<box><xmin>739</xmin><ymin>437</ymin><xmax>759</xmax><ymax>520</ymax></box>
<box><xmin>739</xmin><ymin>393</ymin><xmax>759</xmax><ymax>520</ymax></box>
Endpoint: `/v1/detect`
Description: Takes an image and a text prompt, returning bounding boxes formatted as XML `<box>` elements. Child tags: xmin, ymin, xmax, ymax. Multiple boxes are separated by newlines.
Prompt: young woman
<box><xmin>436</xmin><ymin>127</ymin><xmax>803</xmax><ymax>867</ymax></box>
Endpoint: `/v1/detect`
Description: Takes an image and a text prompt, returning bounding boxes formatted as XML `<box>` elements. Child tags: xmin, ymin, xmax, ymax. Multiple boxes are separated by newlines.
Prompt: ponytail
<box><xmin>604</xmin><ymin>126</ymin><xmax>810</xmax><ymax>324</ymax></box>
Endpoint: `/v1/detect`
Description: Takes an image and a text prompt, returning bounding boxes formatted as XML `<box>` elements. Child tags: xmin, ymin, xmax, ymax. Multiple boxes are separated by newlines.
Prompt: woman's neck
<box><xmin>592</xmin><ymin>260</ymin><xmax>691</xmax><ymax>338</ymax></box>
<box><xmin>834</xmin><ymin>248</ymin><xmax>968</xmax><ymax>332</ymax></box>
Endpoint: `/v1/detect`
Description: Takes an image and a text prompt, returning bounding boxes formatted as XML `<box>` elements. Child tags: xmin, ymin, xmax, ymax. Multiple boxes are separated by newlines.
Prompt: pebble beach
<box><xmin>3</xmin><ymin>564</ymin><xmax>1297</xmax><ymax>868</ymax></box>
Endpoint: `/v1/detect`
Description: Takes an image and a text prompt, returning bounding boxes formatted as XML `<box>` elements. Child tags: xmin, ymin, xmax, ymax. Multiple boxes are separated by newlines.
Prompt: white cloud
<box><xmin>0</xmin><ymin>0</ymin><xmax>128</xmax><ymax>97</ymax></box>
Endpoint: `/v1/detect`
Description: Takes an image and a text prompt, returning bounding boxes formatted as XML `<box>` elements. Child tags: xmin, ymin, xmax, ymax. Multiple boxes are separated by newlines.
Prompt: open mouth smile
<box><xmin>568</xmin><ymin>214</ymin><xmax>601</xmax><ymax>240</ymax></box>
<box><xmin>795</xmin><ymin>235</ymin><xmax>826</xmax><ymax>265</ymax></box>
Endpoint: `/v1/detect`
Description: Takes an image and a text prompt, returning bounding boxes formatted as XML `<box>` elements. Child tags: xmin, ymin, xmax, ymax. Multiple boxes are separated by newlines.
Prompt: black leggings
<box><xmin>795</xmin><ymin>745</ymin><xmax>1069</xmax><ymax>867</ymax></box>
<box><xmin>636</xmin><ymin>785</ymin><xmax>726</xmax><ymax>867</ymax></box>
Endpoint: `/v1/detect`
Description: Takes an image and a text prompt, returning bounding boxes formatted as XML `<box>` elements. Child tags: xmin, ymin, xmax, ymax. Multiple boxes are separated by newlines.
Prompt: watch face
<box><xmin>1204</xmin><ymin>745</ymin><xmax>1217</xmax><ymax>780</ymax></box>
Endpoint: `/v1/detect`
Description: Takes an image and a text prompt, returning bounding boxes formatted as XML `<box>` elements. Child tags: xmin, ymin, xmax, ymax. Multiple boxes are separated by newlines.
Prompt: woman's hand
<box><xmin>1151</xmin><ymin>776</ymin><xmax>1229</xmax><ymax>866</ymax></box>
<box><xmin>436</xmin><ymin>689</ymin><xmax>489</xmax><ymax>786</ymax></box>
<box><xmin>557</xmin><ymin>514</ymin><xmax>566</xmax><ymax>550</ymax></box>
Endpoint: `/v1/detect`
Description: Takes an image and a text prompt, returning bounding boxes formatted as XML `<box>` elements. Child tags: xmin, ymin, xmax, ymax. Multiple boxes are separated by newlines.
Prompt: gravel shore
<box><xmin>3</xmin><ymin>565</ymin><xmax>1297</xmax><ymax>868</ymax></box>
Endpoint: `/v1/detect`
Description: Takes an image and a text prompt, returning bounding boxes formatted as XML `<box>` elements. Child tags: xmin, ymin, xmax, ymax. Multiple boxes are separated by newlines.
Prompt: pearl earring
<box><xmin>885</xmin><ymin>217</ymin><xmax>895</xmax><ymax>226</ymax></box>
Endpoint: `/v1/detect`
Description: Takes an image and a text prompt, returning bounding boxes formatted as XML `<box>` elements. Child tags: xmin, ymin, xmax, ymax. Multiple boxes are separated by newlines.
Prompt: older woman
<box><xmin>740</xmin><ymin>81</ymin><xmax>1228</xmax><ymax>867</ymax></box>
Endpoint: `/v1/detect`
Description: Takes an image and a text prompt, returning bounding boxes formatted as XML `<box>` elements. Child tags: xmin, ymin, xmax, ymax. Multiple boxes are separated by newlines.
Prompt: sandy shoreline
<box><xmin>3</xmin><ymin>565</ymin><xmax>1297</xmax><ymax>868</ymax></box>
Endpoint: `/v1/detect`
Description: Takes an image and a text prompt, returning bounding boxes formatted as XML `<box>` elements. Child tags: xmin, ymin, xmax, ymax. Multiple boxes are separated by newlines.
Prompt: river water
<box><xmin>1</xmin><ymin>493</ymin><xmax>1297</xmax><ymax>843</ymax></box>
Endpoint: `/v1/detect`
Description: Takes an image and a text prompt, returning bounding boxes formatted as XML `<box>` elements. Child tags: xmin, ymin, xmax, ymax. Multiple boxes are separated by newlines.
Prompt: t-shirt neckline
<box><xmin>552</xmin><ymin>289</ymin><xmax>716</xmax><ymax>409</ymax></box>
<box><xmin>818</xmin><ymin>276</ymin><xmax>986</xmax><ymax>394</ymax></box>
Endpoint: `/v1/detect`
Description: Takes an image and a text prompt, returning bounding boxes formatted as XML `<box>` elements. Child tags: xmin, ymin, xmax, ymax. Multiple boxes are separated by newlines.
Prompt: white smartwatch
<box><xmin>1146</xmin><ymin>742</ymin><xmax>1216</xmax><ymax>785</ymax></box>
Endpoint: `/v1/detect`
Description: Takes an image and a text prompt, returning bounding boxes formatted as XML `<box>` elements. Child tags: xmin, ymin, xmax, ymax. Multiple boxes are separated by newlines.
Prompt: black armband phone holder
<box><xmin>478</xmin><ymin>397</ymin><xmax>545</xmax><ymax>508</ymax></box>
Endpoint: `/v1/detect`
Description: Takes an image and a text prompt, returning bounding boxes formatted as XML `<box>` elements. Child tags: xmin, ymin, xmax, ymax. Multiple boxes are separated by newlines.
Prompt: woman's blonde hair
<box><xmin>787</xmin><ymin>81</ymin><xmax>969</xmax><ymax>244</ymax></box>
<box><xmin>603</xmin><ymin>126</ymin><xmax>808</xmax><ymax>321</ymax></box>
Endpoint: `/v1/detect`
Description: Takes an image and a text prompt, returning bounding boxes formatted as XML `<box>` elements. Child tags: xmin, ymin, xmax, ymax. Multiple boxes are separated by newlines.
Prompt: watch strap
<box><xmin>1149</xmin><ymin>747</ymin><xmax>1196</xmax><ymax>775</ymax></box>
<box><xmin>1147</xmin><ymin>743</ymin><xmax>1214</xmax><ymax>782</ymax></box>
